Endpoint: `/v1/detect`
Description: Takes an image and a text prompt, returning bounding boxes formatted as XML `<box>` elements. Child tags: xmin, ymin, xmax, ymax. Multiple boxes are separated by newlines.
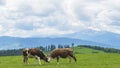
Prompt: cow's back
<box><xmin>50</xmin><ymin>48</ymin><xmax>73</xmax><ymax>58</ymax></box>
<box><xmin>28</xmin><ymin>48</ymin><xmax>46</xmax><ymax>59</ymax></box>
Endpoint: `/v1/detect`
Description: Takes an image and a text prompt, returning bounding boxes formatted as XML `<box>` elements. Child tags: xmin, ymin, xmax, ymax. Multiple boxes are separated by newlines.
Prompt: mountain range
<box><xmin>0</xmin><ymin>36</ymin><xmax>110</xmax><ymax>50</ymax></box>
<box><xmin>0</xmin><ymin>31</ymin><xmax>120</xmax><ymax>50</ymax></box>
<box><xmin>65</xmin><ymin>31</ymin><xmax>120</xmax><ymax>49</ymax></box>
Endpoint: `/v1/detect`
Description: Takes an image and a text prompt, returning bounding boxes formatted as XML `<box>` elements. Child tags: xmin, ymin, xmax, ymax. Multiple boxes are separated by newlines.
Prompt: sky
<box><xmin>0</xmin><ymin>0</ymin><xmax>120</xmax><ymax>38</ymax></box>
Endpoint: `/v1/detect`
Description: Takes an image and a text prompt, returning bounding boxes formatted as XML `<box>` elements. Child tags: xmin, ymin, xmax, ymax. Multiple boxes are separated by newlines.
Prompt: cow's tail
<box><xmin>71</xmin><ymin>43</ymin><xmax>77</xmax><ymax>62</ymax></box>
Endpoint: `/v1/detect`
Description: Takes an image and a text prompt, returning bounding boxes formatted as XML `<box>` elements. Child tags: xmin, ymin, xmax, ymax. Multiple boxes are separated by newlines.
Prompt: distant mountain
<box><xmin>0</xmin><ymin>36</ymin><xmax>109</xmax><ymax>50</ymax></box>
<box><xmin>80</xmin><ymin>32</ymin><xmax>120</xmax><ymax>49</ymax></box>
<box><xmin>65</xmin><ymin>31</ymin><xmax>120</xmax><ymax>49</ymax></box>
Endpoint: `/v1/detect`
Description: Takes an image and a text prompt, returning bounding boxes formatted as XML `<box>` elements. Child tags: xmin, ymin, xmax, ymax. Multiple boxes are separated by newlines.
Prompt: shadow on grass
<box><xmin>23</xmin><ymin>62</ymin><xmax>77</xmax><ymax>67</ymax></box>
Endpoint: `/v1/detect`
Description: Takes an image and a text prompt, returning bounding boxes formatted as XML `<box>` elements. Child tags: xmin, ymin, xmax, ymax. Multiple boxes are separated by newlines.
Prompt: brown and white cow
<box><xmin>22</xmin><ymin>48</ymin><xmax>49</xmax><ymax>65</ymax></box>
<box><xmin>47</xmin><ymin>48</ymin><xmax>77</xmax><ymax>64</ymax></box>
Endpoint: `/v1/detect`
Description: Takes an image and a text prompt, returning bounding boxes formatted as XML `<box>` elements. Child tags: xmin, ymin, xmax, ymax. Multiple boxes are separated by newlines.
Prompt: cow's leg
<box><xmin>23</xmin><ymin>56</ymin><xmax>29</xmax><ymax>64</ymax></box>
<box><xmin>56</xmin><ymin>57</ymin><xmax>59</xmax><ymax>64</ymax></box>
<box><xmin>35</xmin><ymin>56</ymin><xmax>41</xmax><ymax>65</ymax></box>
<box><xmin>69</xmin><ymin>54</ymin><xmax>77</xmax><ymax>62</ymax></box>
<box><xmin>68</xmin><ymin>56</ymin><xmax>72</xmax><ymax>63</ymax></box>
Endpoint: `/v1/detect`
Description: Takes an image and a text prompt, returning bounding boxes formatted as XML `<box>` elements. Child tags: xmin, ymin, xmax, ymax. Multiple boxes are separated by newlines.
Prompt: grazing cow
<box><xmin>48</xmin><ymin>48</ymin><xmax>77</xmax><ymax>64</ymax></box>
<box><xmin>22</xmin><ymin>48</ymin><xmax>49</xmax><ymax>65</ymax></box>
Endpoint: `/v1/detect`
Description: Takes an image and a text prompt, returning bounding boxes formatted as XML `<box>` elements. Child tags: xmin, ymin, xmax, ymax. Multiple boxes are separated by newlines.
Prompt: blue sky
<box><xmin>0</xmin><ymin>0</ymin><xmax>120</xmax><ymax>38</ymax></box>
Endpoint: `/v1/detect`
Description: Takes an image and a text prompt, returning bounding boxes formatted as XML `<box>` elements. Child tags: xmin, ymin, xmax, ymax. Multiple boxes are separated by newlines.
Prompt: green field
<box><xmin>0</xmin><ymin>47</ymin><xmax>120</xmax><ymax>68</ymax></box>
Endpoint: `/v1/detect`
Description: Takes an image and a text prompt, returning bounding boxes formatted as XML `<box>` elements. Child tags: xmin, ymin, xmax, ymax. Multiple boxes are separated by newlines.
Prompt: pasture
<box><xmin>0</xmin><ymin>47</ymin><xmax>120</xmax><ymax>68</ymax></box>
<box><xmin>0</xmin><ymin>54</ymin><xmax>120</xmax><ymax>68</ymax></box>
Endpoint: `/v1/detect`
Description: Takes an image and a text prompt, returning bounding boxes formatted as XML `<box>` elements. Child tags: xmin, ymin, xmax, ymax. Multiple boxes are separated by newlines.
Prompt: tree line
<box><xmin>1</xmin><ymin>44</ymin><xmax>120</xmax><ymax>56</ymax></box>
<box><xmin>0</xmin><ymin>44</ymin><xmax>72</xmax><ymax>56</ymax></box>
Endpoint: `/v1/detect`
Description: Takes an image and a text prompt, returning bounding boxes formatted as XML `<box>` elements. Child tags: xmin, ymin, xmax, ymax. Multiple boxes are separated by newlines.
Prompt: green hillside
<box><xmin>74</xmin><ymin>46</ymin><xmax>105</xmax><ymax>54</ymax></box>
<box><xmin>1</xmin><ymin>45</ymin><xmax>120</xmax><ymax>56</ymax></box>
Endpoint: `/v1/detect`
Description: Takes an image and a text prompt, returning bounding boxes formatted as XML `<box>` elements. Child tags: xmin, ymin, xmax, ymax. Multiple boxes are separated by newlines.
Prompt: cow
<box><xmin>47</xmin><ymin>48</ymin><xmax>77</xmax><ymax>64</ymax></box>
<box><xmin>22</xmin><ymin>48</ymin><xmax>49</xmax><ymax>65</ymax></box>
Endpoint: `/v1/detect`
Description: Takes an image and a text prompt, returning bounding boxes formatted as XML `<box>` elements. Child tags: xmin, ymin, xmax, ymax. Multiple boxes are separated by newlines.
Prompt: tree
<box><xmin>71</xmin><ymin>43</ymin><xmax>74</xmax><ymax>47</ymax></box>
<box><xmin>64</xmin><ymin>45</ymin><xmax>70</xmax><ymax>48</ymax></box>
<box><xmin>58</xmin><ymin>44</ymin><xmax>63</xmax><ymax>48</ymax></box>
<box><xmin>50</xmin><ymin>44</ymin><xmax>56</xmax><ymax>51</ymax></box>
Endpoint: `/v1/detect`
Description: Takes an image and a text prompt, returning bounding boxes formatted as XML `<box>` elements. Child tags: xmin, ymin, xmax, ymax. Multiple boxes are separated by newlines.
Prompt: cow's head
<box><xmin>44</xmin><ymin>57</ymin><xmax>49</xmax><ymax>63</ymax></box>
<box><xmin>46</xmin><ymin>55</ymin><xmax>51</xmax><ymax>62</ymax></box>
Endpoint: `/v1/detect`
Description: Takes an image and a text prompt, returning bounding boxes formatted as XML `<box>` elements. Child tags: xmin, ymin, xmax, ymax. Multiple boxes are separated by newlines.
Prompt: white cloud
<box><xmin>0</xmin><ymin>25</ymin><xmax>3</xmax><ymax>32</ymax></box>
<box><xmin>0</xmin><ymin>0</ymin><xmax>120</xmax><ymax>37</ymax></box>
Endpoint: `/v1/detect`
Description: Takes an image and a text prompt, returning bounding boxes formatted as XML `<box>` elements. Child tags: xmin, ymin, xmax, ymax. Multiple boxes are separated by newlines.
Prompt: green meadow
<box><xmin>0</xmin><ymin>47</ymin><xmax>120</xmax><ymax>68</ymax></box>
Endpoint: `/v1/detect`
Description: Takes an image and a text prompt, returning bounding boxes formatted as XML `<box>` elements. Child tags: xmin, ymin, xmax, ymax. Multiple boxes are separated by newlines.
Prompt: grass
<box><xmin>0</xmin><ymin>47</ymin><xmax>120</xmax><ymax>68</ymax></box>
<box><xmin>74</xmin><ymin>46</ymin><xmax>105</xmax><ymax>54</ymax></box>
<box><xmin>0</xmin><ymin>53</ymin><xmax>120</xmax><ymax>68</ymax></box>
